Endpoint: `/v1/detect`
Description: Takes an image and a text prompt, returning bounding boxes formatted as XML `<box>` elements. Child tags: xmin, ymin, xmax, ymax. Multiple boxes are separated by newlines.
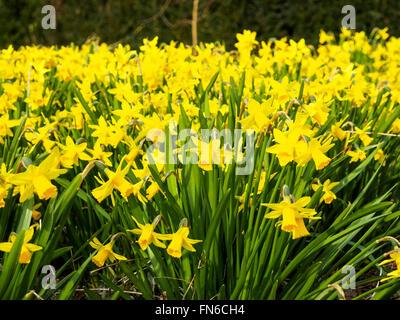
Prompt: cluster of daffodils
<box><xmin>0</xmin><ymin>27</ymin><xmax>398</xmax><ymax>290</ymax></box>
<box><xmin>90</xmin><ymin>217</ymin><xmax>201</xmax><ymax>267</ymax></box>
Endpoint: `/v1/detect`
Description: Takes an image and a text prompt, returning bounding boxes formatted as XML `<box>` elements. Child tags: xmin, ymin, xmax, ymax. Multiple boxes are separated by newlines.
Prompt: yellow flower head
<box><xmin>379</xmin><ymin>249</ymin><xmax>400</xmax><ymax>282</ymax></box>
<box><xmin>262</xmin><ymin>196</ymin><xmax>320</xmax><ymax>239</ymax></box>
<box><xmin>165</xmin><ymin>226</ymin><xmax>202</xmax><ymax>259</ymax></box>
<box><xmin>92</xmin><ymin>157</ymin><xmax>134</xmax><ymax>204</ymax></box>
<box><xmin>89</xmin><ymin>237</ymin><xmax>127</xmax><ymax>267</ymax></box>
<box><xmin>10</xmin><ymin>148</ymin><xmax>67</xmax><ymax>202</ymax></box>
<box><xmin>311</xmin><ymin>179</ymin><xmax>339</xmax><ymax>204</ymax></box>
<box><xmin>0</xmin><ymin>224</ymin><xmax>42</xmax><ymax>264</ymax></box>
<box><xmin>347</xmin><ymin>149</ymin><xmax>366</xmax><ymax>163</ymax></box>
<box><xmin>127</xmin><ymin>215</ymin><xmax>170</xmax><ymax>251</ymax></box>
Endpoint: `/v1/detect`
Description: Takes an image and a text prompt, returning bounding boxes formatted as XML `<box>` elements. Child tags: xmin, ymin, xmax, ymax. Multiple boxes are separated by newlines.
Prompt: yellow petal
<box><xmin>0</xmin><ymin>242</ymin><xmax>12</xmax><ymax>252</ymax></box>
<box><xmin>25</xmin><ymin>243</ymin><xmax>43</xmax><ymax>252</ymax></box>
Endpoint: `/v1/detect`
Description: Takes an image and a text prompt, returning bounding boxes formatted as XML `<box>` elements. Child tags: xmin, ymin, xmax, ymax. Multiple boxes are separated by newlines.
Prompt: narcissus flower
<box><xmin>24</xmin><ymin>125</ymin><xmax>56</xmax><ymax>153</ymax></box>
<box><xmin>347</xmin><ymin>149</ymin><xmax>366</xmax><ymax>163</ymax></box>
<box><xmin>0</xmin><ymin>114</ymin><xmax>20</xmax><ymax>143</ymax></box>
<box><xmin>239</xmin><ymin>98</ymin><xmax>274</xmax><ymax>132</ymax></box>
<box><xmin>0</xmin><ymin>163</ymin><xmax>13</xmax><ymax>208</ymax></box>
<box><xmin>131</xmin><ymin>180</ymin><xmax>148</xmax><ymax>205</ymax></box>
<box><xmin>296</xmin><ymin>137</ymin><xmax>333</xmax><ymax>170</ymax></box>
<box><xmin>59</xmin><ymin>136</ymin><xmax>91</xmax><ymax>168</ymax></box>
<box><xmin>374</xmin><ymin>149</ymin><xmax>386</xmax><ymax>166</ymax></box>
<box><xmin>311</xmin><ymin>179</ymin><xmax>339</xmax><ymax>204</ymax></box>
<box><xmin>89</xmin><ymin>237</ymin><xmax>127</xmax><ymax>267</ymax></box>
<box><xmin>390</xmin><ymin>118</ymin><xmax>400</xmax><ymax>133</ymax></box>
<box><xmin>145</xmin><ymin>180</ymin><xmax>165</xmax><ymax>200</ymax></box>
<box><xmin>262</xmin><ymin>196</ymin><xmax>320</xmax><ymax>239</ymax></box>
<box><xmin>235</xmin><ymin>30</ymin><xmax>259</xmax><ymax>52</ymax></box>
<box><xmin>0</xmin><ymin>224</ymin><xmax>42</xmax><ymax>264</ymax></box>
<box><xmin>127</xmin><ymin>215</ymin><xmax>170</xmax><ymax>250</ymax></box>
<box><xmin>10</xmin><ymin>148</ymin><xmax>67</xmax><ymax>202</ymax></box>
<box><xmin>355</xmin><ymin>127</ymin><xmax>373</xmax><ymax>146</ymax></box>
<box><xmin>331</xmin><ymin>123</ymin><xmax>347</xmax><ymax>141</ymax></box>
<box><xmin>165</xmin><ymin>227</ymin><xmax>202</xmax><ymax>258</ymax></box>
<box><xmin>85</xmin><ymin>141</ymin><xmax>113</xmax><ymax>167</ymax></box>
<box><xmin>379</xmin><ymin>249</ymin><xmax>400</xmax><ymax>282</ymax></box>
<box><xmin>92</xmin><ymin>157</ymin><xmax>134</xmax><ymax>204</ymax></box>
<box><xmin>266</xmin><ymin>127</ymin><xmax>303</xmax><ymax>167</ymax></box>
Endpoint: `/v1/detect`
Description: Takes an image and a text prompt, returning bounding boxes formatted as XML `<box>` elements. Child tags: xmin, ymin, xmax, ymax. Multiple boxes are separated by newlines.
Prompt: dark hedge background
<box><xmin>0</xmin><ymin>0</ymin><xmax>399</xmax><ymax>49</ymax></box>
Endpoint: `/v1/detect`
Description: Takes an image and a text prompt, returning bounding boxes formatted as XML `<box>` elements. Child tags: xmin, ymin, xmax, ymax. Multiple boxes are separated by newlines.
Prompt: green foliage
<box><xmin>1</xmin><ymin>0</ymin><xmax>400</xmax><ymax>49</ymax></box>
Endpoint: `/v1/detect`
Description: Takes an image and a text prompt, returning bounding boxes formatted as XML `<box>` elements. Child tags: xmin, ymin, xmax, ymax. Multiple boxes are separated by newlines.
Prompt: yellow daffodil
<box><xmin>59</xmin><ymin>136</ymin><xmax>91</xmax><ymax>168</ymax></box>
<box><xmin>86</xmin><ymin>141</ymin><xmax>113</xmax><ymax>167</ymax></box>
<box><xmin>145</xmin><ymin>180</ymin><xmax>165</xmax><ymax>200</ymax></box>
<box><xmin>239</xmin><ymin>98</ymin><xmax>274</xmax><ymax>132</ymax></box>
<box><xmin>355</xmin><ymin>127</ymin><xmax>373</xmax><ymax>147</ymax></box>
<box><xmin>296</xmin><ymin>137</ymin><xmax>333</xmax><ymax>170</ymax></box>
<box><xmin>262</xmin><ymin>196</ymin><xmax>320</xmax><ymax>239</ymax></box>
<box><xmin>127</xmin><ymin>215</ymin><xmax>170</xmax><ymax>250</ymax></box>
<box><xmin>379</xmin><ymin>249</ymin><xmax>400</xmax><ymax>282</ymax></box>
<box><xmin>0</xmin><ymin>163</ymin><xmax>13</xmax><ymax>208</ymax></box>
<box><xmin>24</xmin><ymin>125</ymin><xmax>57</xmax><ymax>153</ymax></box>
<box><xmin>92</xmin><ymin>157</ymin><xmax>134</xmax><ymax>204</ymax></box>
<box><xmin>10</xmin><ymin>148</ymin><xmax>67</xmax><ymax>202</ymax></box>
<box><xmin>347</xmin><ymin>149</ymin><xmax>367</xmax><ymax>163</ymax></box>
<box><xmin>311</xmin><ymin>179</ymin><xmax>339</xmax><ymax>204</ymax></box>
<box><xmin>89</xmin><ymin>237</ymin><xmax>127</xmax><ymax>267</ymax></box>
<box><xmin>0</xmin><ymin>114</ymin><xmax>20</xmax><ymax>144</ymax></box>
<box><xmin>165</xmin><ymin>227</ymin><xmax>202</xmax><ymax>259</ymax></box>
<box><xmin>0</xmin><ymin>224</ymin><xmax>42</xmax><ymax>264</ymax></box>
<box><xmin>331</xmin><ymin>123</ymin><xmax>347</xmax><ymax>141</ymax></box>
<box><xmin>266</xmin><ymin>127</ymin><xmax>303</xmax><ymax>167</ymax></box>
<box><xmin>374</xmin><ymin>149</ymin><xmax>386</xmax><ymax>166</ymax></box>
<box><xmin>390</xmin><ymin>118</ymin><xmax>400</xmax><ymax>133</ymax></box>
<box><xmin>32</xmin><ymin>203</ymin><xmax>42</xmax><ymax>220</ymax></box>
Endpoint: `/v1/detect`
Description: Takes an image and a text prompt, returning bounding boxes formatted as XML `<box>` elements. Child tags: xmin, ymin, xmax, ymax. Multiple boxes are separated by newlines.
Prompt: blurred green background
<box><xmin>0</xmin><ymin>0</ymin><xmax>399</xmax><ymax>49</ymax></box>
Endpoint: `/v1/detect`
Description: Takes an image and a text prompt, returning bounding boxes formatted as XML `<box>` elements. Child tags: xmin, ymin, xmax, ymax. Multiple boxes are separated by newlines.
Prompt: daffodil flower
<box><xmin>10</xmin><ymin>148</ymin><xmax>67</xmax><ymax>202</ymax></box>
<box><xmin>59</xmin><ymin>136</ymin><xmax>91</xmax><ymax>168</ymax></box>
<box><xmin>331</xmin><ymin>123</ymin><xmax>347</xmax><ymax>141</ymax></box>
<box><xmin>165</xmin><ymin>227</ymin><xmax>202</xmax><ymax>259</ymax></box>
<box><xmin>347</xmin><ymin>149</ymin><xmax>366</xmax><ymax>163</ymax></box>
<box><xmin>0</xmin><ymin>163</ymin><xmax>13</xmax><ymax>208</ymax></box>
<box><xmin>0</xmin><ymin>224</ymin><xmax>42</xmax><ymax>264</ymax></box>
<box><xmin>390</xmin><ymin>118</ymin><xmax>400</xmax><ymax>133</ymax></box>
<box><xmin>262</xmin><ymin>196</ymin><xmax>320</xmax><ymax>239</ymax></box>
<box><xmin>311</xmin><ymin>179</ymin><xmax>339</xmax><ymax>204</ymax></box>
<box><xmin>86</xmin><ymin>141</ymin><xmax>113</xmax><ymax>167</ymax></box>
<box><xmin>266</xmin><ymin>128</ymin><xmax>302</xmax><ymax>167</ymax></box>
<box><xmin>92</xmin><ymin>157</ymin><xmax>134</xmax><ymax>205</ymax></box>
<box><xmin>24</xmin><ymin>125</ymin><xmax>56</xmax><ymax>153</ymax></box>
<box><xmin>379</xmin><ymin>250</ymin><xmax>400</xmax><ymax>282</ymax></box>
<box><xmin>32</xmin><ymin>203</ymin><xmax>42</xmax><ymax>220</ymax></box>
<box><xmin>374</xmin><ymin>149</ymin><xmax>386</xmax><ymax>166</ymax></box>
<box><xmin>146</xmin><ymin>180</ymin><xmax>165</xmax><ymax>200</ymax></box>
<box><xmin>127</xmin><ymin>216</ymin><xmax>170</xmax><ymax>250</ymax></box>
<box><xmin>296</xmin><ymin>137</ymin><xmax>333</xmax><ymax>170</ymax></box>
<box><xmin>89</xmin><ymin>237</ymin><xmax>127</xmax><ymax>267</ymax></box>
<box><xmin>355</xmin><ymin>127</ymin><xmax>373</xmax><ymax>147</ymax></box>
